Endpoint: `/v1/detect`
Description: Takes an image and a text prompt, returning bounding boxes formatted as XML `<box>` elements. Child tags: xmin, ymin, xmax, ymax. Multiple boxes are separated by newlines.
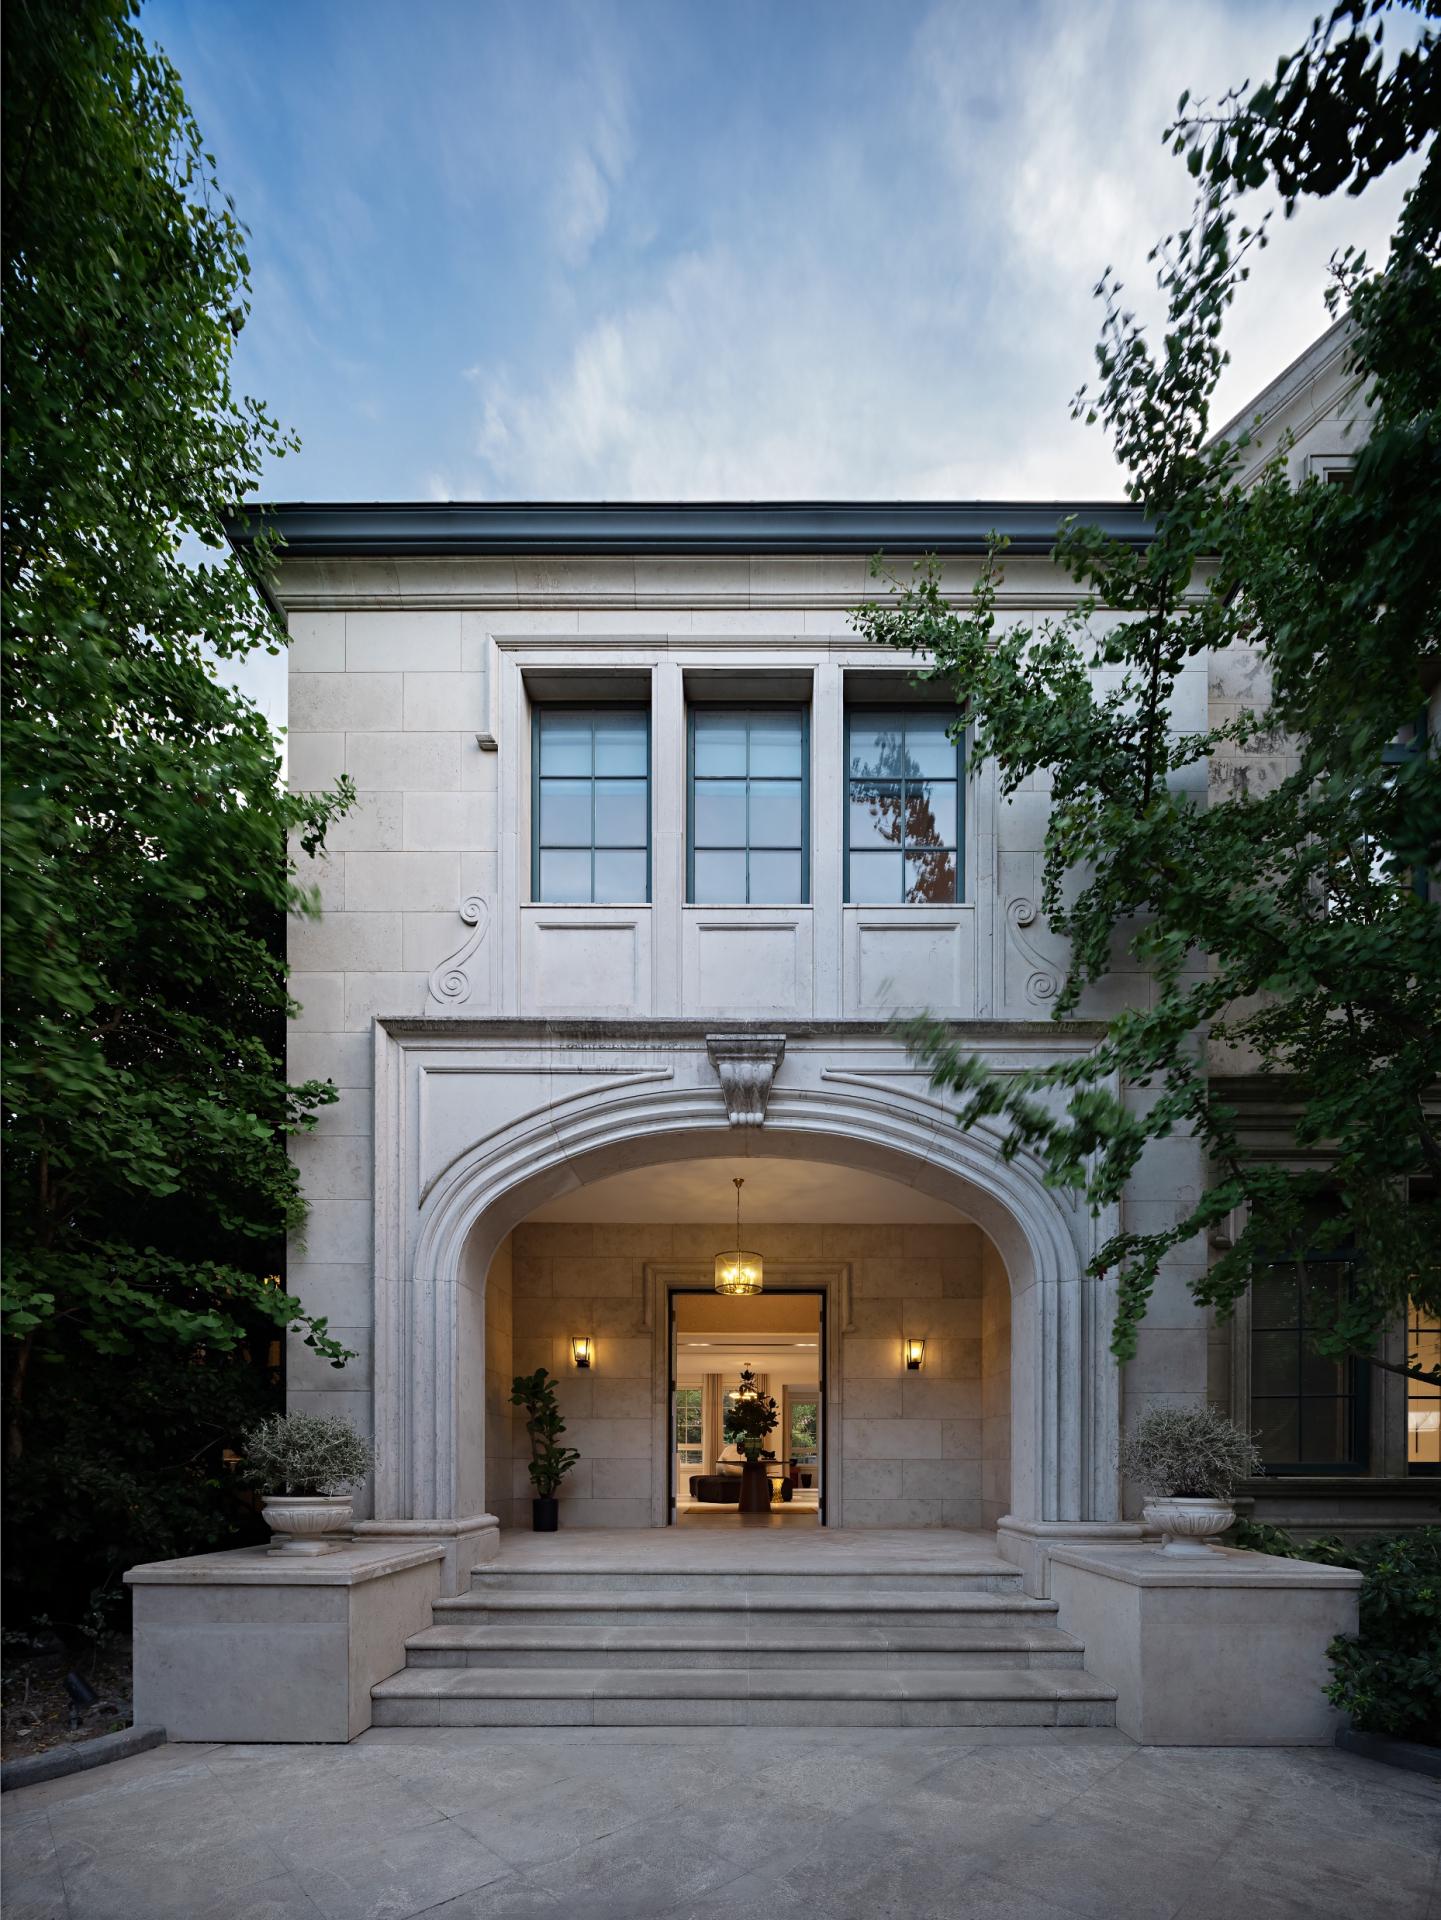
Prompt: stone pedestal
<box><xmin>996</xmin><ymin>1517</ymin><xmax>1148</xmax><ymax>1596</ymax></box>
<box><xmin>125</xmin><ymin>1540</ymin><xmax>445</xmax><ymax>1744</ymax></box>
<box><xmin>1047</xmin><ymin>1542</ymin><xmax>1362</xmax><ymax>1746</ymax></box>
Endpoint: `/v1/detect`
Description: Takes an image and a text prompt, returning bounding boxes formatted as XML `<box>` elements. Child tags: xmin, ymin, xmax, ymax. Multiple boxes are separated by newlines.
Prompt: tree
<box><xmin>855</xmin><ymin>0</ymin><xmax>1440</xmax><ymax>1389</ymax></box>
<box><xmin>2</xmin><ymin>0</ymin><xmax>353</xmax><ymax>1621</ymax></box>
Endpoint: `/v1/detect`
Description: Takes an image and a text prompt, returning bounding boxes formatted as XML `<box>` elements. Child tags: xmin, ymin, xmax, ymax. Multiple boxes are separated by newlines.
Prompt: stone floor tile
<box><xmin>0</xmin><ymin>1815</ymin><xmax>70</xmax><ymax>1920</ymax></box>
<box><xmin>285</xmin><ymin>1817</ymin><xmax>512</xmax><ymax>1920</ymax></box>
<box><xmin>51</xmin><ymin>1829</ymin><xmax>289</xmax><ymax>1920</ymax></box>
<box><xmin>195</xmin><ymin>1874</ymin><xmax>328</xmax><ymax>1919</ymax></box>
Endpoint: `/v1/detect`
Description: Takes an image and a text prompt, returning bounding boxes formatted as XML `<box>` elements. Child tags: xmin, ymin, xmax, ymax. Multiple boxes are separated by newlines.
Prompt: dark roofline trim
<box><xmin>225</xmin><ymin>499</ymin><xmax>1155</xmax><ymax>559</ymax></box>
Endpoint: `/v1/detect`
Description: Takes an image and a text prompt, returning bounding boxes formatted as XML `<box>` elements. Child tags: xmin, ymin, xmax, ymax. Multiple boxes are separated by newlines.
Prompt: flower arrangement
<box><xmin>723</xmin><ymin>1365</ymin><xmax>779</xmax><ymax>1462</ymax></box>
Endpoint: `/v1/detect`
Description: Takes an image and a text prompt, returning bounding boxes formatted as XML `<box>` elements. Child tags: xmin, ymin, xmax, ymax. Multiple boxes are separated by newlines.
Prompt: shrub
<box><xmin>1121</xmin><ymin>1404</ymin><xmax>1262</xmax><ymax>1500</ymax></box>
<box><xmin>1227</xmin><ymin>1520</ymin><xmax>1441</xmax><ymax>1743</ymax></box>
<box><xmin>243</xmin><ymin>1412</ymin><xmax>372</xmax><ymax>1497</ymax></box>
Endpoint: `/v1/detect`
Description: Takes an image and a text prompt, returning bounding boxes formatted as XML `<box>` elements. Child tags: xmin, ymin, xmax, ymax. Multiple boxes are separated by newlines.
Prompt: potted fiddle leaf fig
<box><xmin>243</xmin><ymin>1410</ymin><xmax>373</xmax><ymax>1555</ymax></box>
<box><xmin>1122</xmin><ymin>1403</ymin><xmax>1263</xmax><ymax>1555</ymax></box>
<box><xmin>510</xmin><ymin>1367</ymin><xmax>581</xmax><ymax>1532</ymax></box>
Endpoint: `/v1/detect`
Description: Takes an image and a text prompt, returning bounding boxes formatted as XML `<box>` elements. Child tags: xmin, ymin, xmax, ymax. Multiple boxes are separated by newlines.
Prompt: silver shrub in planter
<box><xmin>1121</xmin><ymin>1404</ymin><xmax>1263</xmax><ymax>1555</ymax></box>
<box><xmin>244</xmin><ymin>1411</ymin><xmax>374</xmax><ymax>1555</ymax></box>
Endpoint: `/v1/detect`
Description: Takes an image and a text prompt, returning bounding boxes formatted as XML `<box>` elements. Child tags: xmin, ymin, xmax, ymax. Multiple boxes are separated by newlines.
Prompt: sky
<box><xmin>145</xmin><ymin>0</ymin><xmax>1416</xmax><ymax>722</ymax></box>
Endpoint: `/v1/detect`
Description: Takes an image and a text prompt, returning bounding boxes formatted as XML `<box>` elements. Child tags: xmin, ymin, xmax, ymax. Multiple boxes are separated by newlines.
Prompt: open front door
<box><xmin>666</xmin><ymin>1288</ymin><xmax>678</xmax><ymax>1525</ymax></box>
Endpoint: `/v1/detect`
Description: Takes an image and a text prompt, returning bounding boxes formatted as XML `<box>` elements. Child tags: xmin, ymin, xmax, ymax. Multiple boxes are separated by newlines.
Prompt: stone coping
<box><xmin>124</xmin><ymin>1541</ymin><xmax>445</xmax><ymax>1588</ymax></box>
<box><xmin>1045</xmin><ymin>1543</ymin><xmax>1363</xmax><ymax>1590</ymax></box>
<box><xmin>354</xmin><ymin>1515</ymin><xmax>498</xmax><ymax>1539</ymax></box>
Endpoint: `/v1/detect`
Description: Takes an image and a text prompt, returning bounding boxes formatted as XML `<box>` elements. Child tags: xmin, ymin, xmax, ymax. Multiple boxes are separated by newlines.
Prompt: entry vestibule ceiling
<box><xmin>526</xmin><ymin>1157</ymin><xmax>975</xmax><ymax>1225</ymax></box>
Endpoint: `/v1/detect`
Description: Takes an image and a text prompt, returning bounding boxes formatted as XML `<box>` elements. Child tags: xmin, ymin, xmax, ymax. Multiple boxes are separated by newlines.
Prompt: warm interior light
<box><xmin>570</xmin><ymin>1335</ymin><xmax>592</xmax><ymax>1369</ymax></box>
<box><xmin>904</xmin><ymin>1338</ymin><xmax>926</xmax><ymax>1371</ymax></box>
<box><xmin>714</xmin><ymin>1177</ymin><xmax>763</xmax><ymax>1295</ymax></box>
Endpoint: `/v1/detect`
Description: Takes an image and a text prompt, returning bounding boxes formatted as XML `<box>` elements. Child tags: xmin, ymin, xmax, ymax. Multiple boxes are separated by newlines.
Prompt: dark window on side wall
<box><xmin>1251</xmin><ymin>1253</ymin><xmax>1369</xmax><ymax>1474</ymax></box>
<box><xmin>533</xmin><ymin>708</ymin><xmax>650</xmax><ymax>903</ymax></box>
<box><xmin>845</xmin><ymin>709</ymin><xmax>962</xmax><ymax>903</ymax></box>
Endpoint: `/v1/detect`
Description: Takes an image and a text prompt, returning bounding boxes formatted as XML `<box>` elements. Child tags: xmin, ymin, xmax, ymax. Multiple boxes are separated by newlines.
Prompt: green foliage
<box><xmin>510</xmin><ymin>1369</ymin><xmax>581</xmax><ymax>1498</ymax></box>
<box><xmin>242</xmin><ymin>1411</ymin><xmax>373</xmax><ymax>1497</ymax></box>
<box><xmin>723</xmin><ymin>1390</ymin><xmax>779</xmax><ymax>1461</ymax></box>
<box><xmin>1229</xmin><ymin>1520</ymin><xmax>1441</xmax><ymax>1741</ymax></box>
<box><xmin>1120</xmin><ymin>1404</ymin><xmax>1263</xmax><ymax>1499</ymax></box>
<box><xmin>2</xmin><ymin>0</ymin><xmax>353</xmax><ymax>1620</ymax></box>
<box><xmin>854</xmin><ymin>0</ymin><xmax>1440</xmax><ymax>1380</ymax></box>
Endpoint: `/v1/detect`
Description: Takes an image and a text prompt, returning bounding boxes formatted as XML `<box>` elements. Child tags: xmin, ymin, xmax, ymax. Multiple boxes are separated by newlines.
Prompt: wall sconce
<box><xmin>570</xmin><ymin>1335</ymin><xmax>593</xmax><ymax>1370</ymax></box>
<box><xmin>904</xmin><ymin>1338</ymin><xmax>926</xmax><ymax>1372</ymax></box>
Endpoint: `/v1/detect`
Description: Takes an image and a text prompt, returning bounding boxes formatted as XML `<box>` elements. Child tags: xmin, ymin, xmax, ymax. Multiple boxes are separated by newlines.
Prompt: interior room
<box><xmin>673</xmin><ymin>1291</ymin><xmax>823</xmax><ymax>1526</ymax></box>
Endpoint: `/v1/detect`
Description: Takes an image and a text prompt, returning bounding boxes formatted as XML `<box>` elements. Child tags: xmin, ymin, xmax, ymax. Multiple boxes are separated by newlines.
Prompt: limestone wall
<box><xmin>502</xmin><ymin>1219</ymin><xmax>1008</xmax><ymax>1530</ymax></box>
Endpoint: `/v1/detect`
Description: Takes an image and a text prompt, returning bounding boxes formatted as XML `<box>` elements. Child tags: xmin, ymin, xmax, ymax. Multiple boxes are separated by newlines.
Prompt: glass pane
<box><xmin>1254</xmin><ymin>1399</ymin><xmax>1299</xmax><ymax>1463</ymax></box>
<box><xmin>748</xmin><ymin>850</ymin><xmax>802</xmax><ymax>903</ymax></box>
<box><xmin>593</xmin><ymin>848</ymin><xmax>647</xmax><ymax>901</ymax></box>
<box><xmin>693</xmin><ymin>849</ymin><xmax>747</xmax><ymax>903</ymax></box>
<box><xmin>903</xmin><ymin>715</ymin><xmax>959</xmax><ymax>779</ymax></box>
<box><xmin>538</xmin><ymin>779</ymin><xmax>591</xmax><ymax>847</ymax></box>
<box><xmin>1301</xmin><ymin>1264</ymin><xmax>1346</xmax><ymax>1319</ymax></box>
<box><xmin>538</xmin><ymin>847</ymin><xmax>590</xmax><ymax>902</ymax></box>
<box><xmin>1301</xmin><ymin>1400</ymin><xmax>1347</xmax><ymax>1464</ymax></box>
<box><xmin>694</xmin><ymin>713</ymin><xmax>748</xmax><ymax>777</ymax></box>
<box><xmin>904</xmin><ymin>781</ymin><xmax>957</xmax><ymax>849</ymax></box>
<box><xmin>749</xmin><ymin>781</ymin><xmax>802</xmax><ymax>849</ymax></box>
<box><xmin>694</xmin><ymin>781</ymin><xmax>747</xmax><ymax>847</ymax></box>
<box><xmin>538</xmin><ymin>713</ymin><xmax>591</xmax><ymax>776</ymax></box>
<box><xmin>849</xmin><ymin>715</ymin><xmax>908</xmax><ymax>780</ymax></box>
<box><xmin>593</xmin><ymin>711</ymin><xmax>648</xmax><ymax>776</ymax></box>
<box><xmin>1299</xmin><ymin>1344</ymin><xmax>1346</xmax><ymax>1396</ymax></box>
<box><xmin>1252</xmin><ymin>1270</ymin><xmax>1298</xmax><ymax>1329</ymax></box>
<box><xmin>593</xmin><ymin>778</ymin><xmax>647</xmax><ymax>847</ymax></box>
<box><xmin>850</xmin><ymin>786</ymin><xmax>903</xmax><ymax>849</ymax></box>
<box><xmin>1252</xmin><ymin>1330</ymin><xmax>1298</xmax><ymax>1396</ymax></box>
<box><xmin>849</xmin><ymin>850</ymin><xmax>903</xmax><ymax>903</ymax></box>
<box><xmin>905</xmin><ymin>849</ymin><xmax>958</xmax><ymax>903</ymax></box>
<box><xmin>748</xmin><ymin>711</ymin><xmax>803</xmax><ymax>778</ymax></box>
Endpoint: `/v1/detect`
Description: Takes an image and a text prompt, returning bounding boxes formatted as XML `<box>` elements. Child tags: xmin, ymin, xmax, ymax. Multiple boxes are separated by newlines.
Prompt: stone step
<box><xmin>370</xmin><ymin>1664</ymin><xmax>1117</xmax><ymax>1728</ymax></box>
<box><xmin>434</xmin><ymin>1590</ymin><xmax>1058</xmax><ymax>1633</ymax></box>
<box><xmin>471</xmin><ymin>1570</ymin><xmax>1022</xmax><ymax>1597</ymax></box>
<box><xmin>404</xmin><ymin>1621</ymin><xmax>1085</xmax><ymax>1670</ymax></box>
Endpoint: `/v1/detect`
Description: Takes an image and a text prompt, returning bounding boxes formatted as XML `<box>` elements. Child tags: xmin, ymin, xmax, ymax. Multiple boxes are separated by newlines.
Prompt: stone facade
<box><xmin>265</xmin><ymin>325</ymin><xmax>1432</xmax><ymax>1558</ymax></box>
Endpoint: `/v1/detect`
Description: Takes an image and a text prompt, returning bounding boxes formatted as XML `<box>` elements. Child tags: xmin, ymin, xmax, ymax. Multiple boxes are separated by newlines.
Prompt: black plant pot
<box><xmin>532</xmin><ymin>1496</ymin><xmax>559</xmax><ymax>1532</ymax></box>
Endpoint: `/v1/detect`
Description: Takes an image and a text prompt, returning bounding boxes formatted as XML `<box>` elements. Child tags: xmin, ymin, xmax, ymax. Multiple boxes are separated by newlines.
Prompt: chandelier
<box><xmin>714</xmin><ymin>1177</ymin><xmax>763</xmax><ymax>1296</ymax></box>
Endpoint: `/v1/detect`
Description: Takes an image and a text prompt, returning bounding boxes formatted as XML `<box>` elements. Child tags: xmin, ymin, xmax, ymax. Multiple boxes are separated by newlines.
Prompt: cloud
<box><xmin>443</xmin><ymin>0</ymin><xmax>1413</xmax><ymax>504</ymax></box>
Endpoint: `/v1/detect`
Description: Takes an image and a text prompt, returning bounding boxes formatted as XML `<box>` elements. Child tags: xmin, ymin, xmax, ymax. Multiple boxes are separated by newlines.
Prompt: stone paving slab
<box><xmin>3</xmin><ymin>1725</ymin><xmax>1436</xmax><ymax>1920</ymax></box>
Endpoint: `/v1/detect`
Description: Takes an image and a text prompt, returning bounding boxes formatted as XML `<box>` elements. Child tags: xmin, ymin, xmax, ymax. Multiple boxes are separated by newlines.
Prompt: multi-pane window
<box><xmin>674</xmin><ymin>1385</ymin><xmax>703</xmax><ymax>1466</ymax></box>
<box><xmin>688</xmin><ymin>708</ymin><xmax>808</xmax><ymax>904</ymax></box>
<box><xmin>788</xmin><ymin>1396</ymin><xmax>819</xmax><ymax>1471</ymax></box>
<box><xmin>1250</xmin><ymin>1256</ymin><xmax>1368</xmax><ymax>1472</ymax></box>
<box><xmin>1407</xmin><ymin>1300</ymin><xmax>1440</xmax><ymax>1474</ymax></box>
<box><xmin>846</xmin><ymin>710</ymin><xmax>962</xmax><ymax>903</ymax></box>
<box><xmin>533</xmin><ymin>708</ymin><xmax>649</xmax><ymax>903</ymax></box>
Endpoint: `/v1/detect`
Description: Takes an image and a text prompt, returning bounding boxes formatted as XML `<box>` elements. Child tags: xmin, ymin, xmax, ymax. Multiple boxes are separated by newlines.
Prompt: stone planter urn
<box><xmin>261</xmin><ymin>1494</ymin><xmax>353</xmax><ymax>1555</ymax></box>
<box><xmin>1142</xmin><ymin>1496</ymin><xmax>1236</xmax><ymax>1555</ymax></box>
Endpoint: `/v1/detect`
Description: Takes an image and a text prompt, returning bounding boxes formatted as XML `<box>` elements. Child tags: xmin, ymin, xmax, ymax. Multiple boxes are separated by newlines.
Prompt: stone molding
<box><xmin>705</xmin><ymin>1032</ymin><xmax>786</xmax><ymax>1126</ymax></box>
<box><xmin>427</xmin><ymin>894</ymin><xmax>490</xmax><ymax>1006</ymax></box>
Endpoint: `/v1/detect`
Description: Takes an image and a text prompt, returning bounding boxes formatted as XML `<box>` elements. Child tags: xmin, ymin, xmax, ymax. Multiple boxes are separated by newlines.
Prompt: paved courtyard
<box><xmin>3</xmin><ymin>1726</ymin><xmax>1438</xmax><ymax>1920</ymax></box>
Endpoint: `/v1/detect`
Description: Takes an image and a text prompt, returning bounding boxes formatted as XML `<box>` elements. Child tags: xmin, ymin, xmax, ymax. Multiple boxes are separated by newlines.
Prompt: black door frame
<box><xmin>666</xmin><ymin>1285</ymin><xmax>828</xmax><ymax>1526</ymax></box>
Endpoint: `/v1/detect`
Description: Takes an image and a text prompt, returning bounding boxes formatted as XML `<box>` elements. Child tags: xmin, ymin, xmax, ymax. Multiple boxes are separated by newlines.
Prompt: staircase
<box><xmin>370</xmin><ymin>1530</ymin><xmax>1116</xmax><ymax>1729</ymax></box>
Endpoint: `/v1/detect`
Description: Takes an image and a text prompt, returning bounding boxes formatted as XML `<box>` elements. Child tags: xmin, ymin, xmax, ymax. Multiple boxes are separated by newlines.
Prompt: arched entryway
<box><xmin>370</xmin><ymin>1020</ymin><xmax>1122</xmax><ymax>1536</ymax></box>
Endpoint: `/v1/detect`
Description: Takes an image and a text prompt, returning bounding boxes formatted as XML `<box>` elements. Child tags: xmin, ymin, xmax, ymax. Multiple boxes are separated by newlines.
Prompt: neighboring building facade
<box><xmin>247</xmin><ymin>324</ymin><xmax>1436</xmax><ymax>1584</ymax></box>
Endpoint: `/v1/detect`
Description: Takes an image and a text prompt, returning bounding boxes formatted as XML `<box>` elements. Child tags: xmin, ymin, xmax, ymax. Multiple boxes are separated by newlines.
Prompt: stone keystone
<box><xmin>705</xmin><ymin>1033</ymin><xmax>786</xmax><ymax>1127</ymax></box>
